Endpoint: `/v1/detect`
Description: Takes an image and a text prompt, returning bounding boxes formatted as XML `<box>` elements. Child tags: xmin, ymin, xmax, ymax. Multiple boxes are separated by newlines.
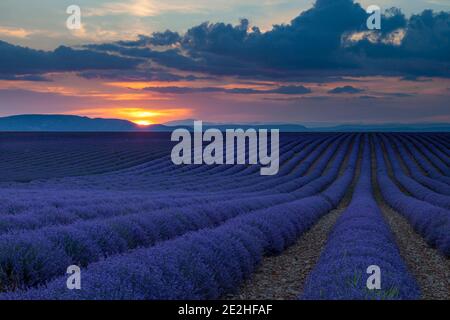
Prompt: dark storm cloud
<box><xmin>0</xmin><ymin>40</ymin><xmax>140</xmax><ymax>76</ymax></box>
<box><xmin>402</xmin><ymin>10</ymin><xmax>450</xmax><ymax>61</ymax></box>
<box><xmin>177</xmin><ymin>2</ymin><xmax>448</xmax><ymax>77</ymax></box>
<box><xmin>347</xmin><ymin>9</ymin><xmax>450</xmax><ymax>77</ymax></box>
<box><xmin>143</xmin><ymin>85</ymin><xmax>312</xmax><ymax>95</ymax></box>
<box><xmin>328</xmin><ymin>86</ymin><xmax>365</xmax><ymax>94</ymax></box>
<box><xmin>378</xmin><ymin>7</ymin><xmax>407</xmax><ymax>35</ymax></box>
<box><xmin>80</xmin><ymin>0</ymin><xmax>450</xmax><ymax>79</ymax></box>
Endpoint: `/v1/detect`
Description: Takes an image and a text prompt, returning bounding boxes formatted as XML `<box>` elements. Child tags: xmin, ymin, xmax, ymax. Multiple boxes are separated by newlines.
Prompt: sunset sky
<box><xmin>0</xmin><ymin>0</ymin><xmax>449</xmax><ymax>125</ymax></box>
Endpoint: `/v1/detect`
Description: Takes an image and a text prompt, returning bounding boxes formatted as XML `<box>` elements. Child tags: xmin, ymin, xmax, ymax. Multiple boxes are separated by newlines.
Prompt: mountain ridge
<box><xmin>0</xmin><ymin>114</ymin><xmax>449</xmax><ymax>132</ymax></box>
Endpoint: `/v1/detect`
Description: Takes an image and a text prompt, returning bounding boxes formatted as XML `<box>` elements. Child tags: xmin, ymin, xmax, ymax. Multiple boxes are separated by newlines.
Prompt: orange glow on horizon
<box><xmin>118</xmin><ymin>108</ymin><xmax>192</xmax><ymax>124</ymax></box>
<box><xmin>66</xmin><ymin>107</ymin><xmax>193</xmax><ymax>125</ymax></box>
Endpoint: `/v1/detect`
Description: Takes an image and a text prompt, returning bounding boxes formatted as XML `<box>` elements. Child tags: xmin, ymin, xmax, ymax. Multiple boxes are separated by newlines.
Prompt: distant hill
<box><xmin>164</xmin><ymin>119</ymin><xmax>450</xmax><ymax>132</ymax></box>
<box><xmin>0</xmin><ymin>115</ymin><xmax>449</xmax><ymax>132</ymax></box>
<box><xmin>163</xmin><ymin>119</ymin><xmax>198</xmax><ymax>126</ymax></box>
<box><xmin>316</xmin><ymin>123</ymin><xmax>450</xmax><ymax>132</ymax></box>
<box><xmin>0</xmin><ymin>115</ymin><xmax>170</xmax><ymax>132</ymax></box>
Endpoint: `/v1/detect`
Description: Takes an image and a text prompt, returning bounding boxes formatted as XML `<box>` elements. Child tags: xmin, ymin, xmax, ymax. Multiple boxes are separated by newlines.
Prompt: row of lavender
<box><xmin>301</xmin><ymin>136</ymin><xmax>421</xmax><ymax>299</ymax></box>
<box><xmin>300</xmin><ymin>134</ymin><xmax>449</xmax><ymax>299</ymax></box>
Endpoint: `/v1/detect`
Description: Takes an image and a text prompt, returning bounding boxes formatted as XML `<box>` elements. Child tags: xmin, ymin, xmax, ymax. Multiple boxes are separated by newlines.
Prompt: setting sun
<box><xmin>134</xmin><ymin>120</ymin><xmax>153</xmax><ymax>126</ymax></box>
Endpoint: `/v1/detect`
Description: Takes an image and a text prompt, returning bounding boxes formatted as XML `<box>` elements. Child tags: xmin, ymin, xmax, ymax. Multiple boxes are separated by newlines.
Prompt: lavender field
<box><xmin>0</xmin><ymin>132</ymin><xmax>449</xmax><ymax>300</ymax></box>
